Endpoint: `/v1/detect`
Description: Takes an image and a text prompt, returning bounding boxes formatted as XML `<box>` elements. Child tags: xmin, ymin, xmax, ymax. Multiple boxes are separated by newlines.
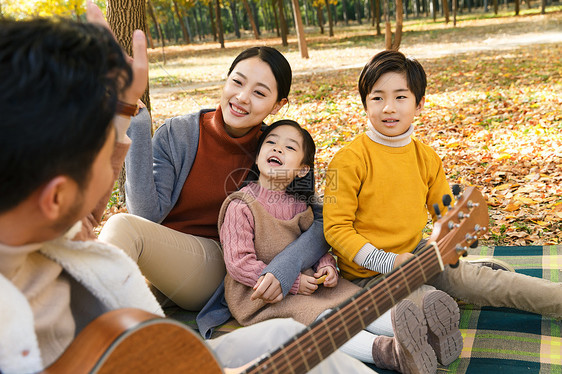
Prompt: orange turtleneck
<box><xmin>162</xmin><ymin>107</ymin><xmax>262</xmax><ymax>240</ymax></box>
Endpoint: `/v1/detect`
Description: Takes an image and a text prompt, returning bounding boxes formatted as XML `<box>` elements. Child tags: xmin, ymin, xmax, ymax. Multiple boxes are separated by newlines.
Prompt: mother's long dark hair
<box><xmin>244</xmin><ymin>120</ymin><xmax>316</xmax><ymax>203</ymax></box>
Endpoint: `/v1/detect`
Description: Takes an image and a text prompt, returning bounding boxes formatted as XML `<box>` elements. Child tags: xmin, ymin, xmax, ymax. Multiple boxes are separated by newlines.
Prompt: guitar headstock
<box><xmin>428</xmin><ymin>186</ymin><xmax>489</xmax><ymax>267</ymax></box>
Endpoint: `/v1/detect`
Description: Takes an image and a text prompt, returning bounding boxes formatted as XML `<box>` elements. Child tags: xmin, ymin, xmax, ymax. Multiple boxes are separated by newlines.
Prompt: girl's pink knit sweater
<box><xmin>220</xmin><ymin>183</ymin><xmax>336</xmax><ymax>294</ymax></box>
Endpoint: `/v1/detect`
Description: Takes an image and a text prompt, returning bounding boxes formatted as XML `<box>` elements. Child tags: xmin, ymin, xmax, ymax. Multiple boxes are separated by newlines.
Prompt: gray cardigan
<box><xmin>125</xmin><ymin>108</ymin><xmax>330</xmax><ymax>296</ymax></box>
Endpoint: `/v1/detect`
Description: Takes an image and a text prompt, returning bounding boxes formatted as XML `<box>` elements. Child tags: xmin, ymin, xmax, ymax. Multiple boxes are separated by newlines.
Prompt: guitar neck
<box><xmin>245</xmin><ymin>247</ymin><xmax>444</xmax><ymax>374</ymax></box>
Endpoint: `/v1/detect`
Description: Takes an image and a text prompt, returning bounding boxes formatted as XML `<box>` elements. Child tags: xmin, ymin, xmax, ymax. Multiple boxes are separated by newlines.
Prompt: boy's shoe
<box><xmin>464</xmin><ymin>258</ymin><xmax>515</xmax><ymax>272</ymax></box>
<box><xmin>422</xmin><ymin>290</ymin><xmax>463</xmax><ymax>366</ymax></box>
<box><xmin>372</xmin><ymin>300</ymin><xmax>437</xmax><ymax>374</ymax></box>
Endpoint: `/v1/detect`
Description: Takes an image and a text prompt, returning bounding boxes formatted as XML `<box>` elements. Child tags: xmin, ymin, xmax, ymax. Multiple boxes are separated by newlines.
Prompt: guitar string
<box><xmin>248</xmin><ymin>201</ymin><xmax>483</xmax><ymax>373</ymax></box>
<box><xmin>252</xmin><ymin>262</ymin><xmax>430</xmax><ymax>373</ymax></box>
<box><xmin>250</xmin><ymin>222</ymin><xmax>481</xmax><ymax>374</ymax></box>
<box><xmin>247</xmin><ymin>247</ymin><xmax>441</xmax><ymax>374</ymax></box>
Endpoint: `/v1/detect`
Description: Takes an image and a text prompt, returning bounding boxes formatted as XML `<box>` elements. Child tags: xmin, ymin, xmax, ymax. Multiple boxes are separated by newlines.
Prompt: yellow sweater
<box><xmin>323</xmin><ymin>133</ymin><xmax>451</xmax><ymax>280</ymax></box>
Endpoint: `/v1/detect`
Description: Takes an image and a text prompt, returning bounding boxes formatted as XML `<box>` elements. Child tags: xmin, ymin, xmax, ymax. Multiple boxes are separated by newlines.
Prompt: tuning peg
<box><xmin>450</xmin><ymin>261</ymin><xmax>460</xmax><ymax>268</ymax></box>
<box><xmin>470</xmin><ymin>239</ymin><xmax>479</xmax><ymax>248</ymax></box>
<box><xmin>452</xmin><ymin>184</ymin><xmax>462</xmax><ymax>198</ymax></box>
<box><xmin>442</xmin><ymin>194</ymin><xmax>452</xmax><ymax>210</ymax></box>
<box><xmin>433</xmin><ymin>203</ymin><xmax>442</xmax><ymax>219</ymax></box>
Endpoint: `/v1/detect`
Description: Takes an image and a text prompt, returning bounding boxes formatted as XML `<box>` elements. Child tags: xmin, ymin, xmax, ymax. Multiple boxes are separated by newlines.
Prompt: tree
<box><xmin>383</xmin><ymin>0</ymin><xmax>402</xmax><ymax>50</ymax></box>
<box><xmin>106</xmin><ymin>0</ymin><xmax>149</xmax><ymax>204</ymax></box>
<box><xmin>147</xmin><ymin>0</ymin><xmax>166</xmax><ymax>55</ymax></box>
<box><xmin>241</xmin><ymin>0</ymin><xmax>260</xmax><ymax>38</ymax></box>
<box><xmin>453</xmin><ymin>0</ymin><xmax>457</xmax><ymax>26</ymax></box>
<box><xmin>354</xmin><ymin>0</ymin><xmax>362</xmax><ymax>24</ymax></box>
<box><xmin>291</xmin><ymin>0</ymin><xmax>310</xmax><ymax>58</ymax></box>
<box><xmin>325</xmin><ymin>0</ymin><xmax>335</xmax><ymax>36</ymax></box>
<box><xmin>228</xmin><ymin>0</ymin><xmax>241</xmax><ymax>38</ymax></box>
<box><xmin>316</xmin><ymin>1</ymin><xmax>325</xmax><ymax>34</ymax></box>
<box><xmin>215</xmin><ymin>0</ymin><xmax>225</xmax><ymax>47</ymax></box>
<box><xmin>278</xmin><ymin>0</ymin><xmax>289</xmax><ymax>46</ymax></box>
<box><xmin>374</xmin><ymin>0</ymin><xmax>381</xmax><ymax>35</ymax></box>
<box><xmin>443</xmin><ymin>0</ymin><xmax>450</xmax><ymax>24</ymax></box>
<box><xmin>172</xmin><ymin>0</ymin><xmax>190</xmax><ymax>43</ymax></box>
<box><xmin>271</xmin><ymin>0</ymin><xmax>281</xmax><ymax>36</ymax></box>
<box><xmin>208</xmin><ymin>1</ymin><xmax>218</xmax><ymax>41</ymax></box>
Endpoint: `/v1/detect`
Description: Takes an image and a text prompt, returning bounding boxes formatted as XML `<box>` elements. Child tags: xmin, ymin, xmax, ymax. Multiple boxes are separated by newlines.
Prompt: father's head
<box><xmin>0</xmin><ymin>17</ymin><xmax>131</xmax><ymax>245</ymax></box>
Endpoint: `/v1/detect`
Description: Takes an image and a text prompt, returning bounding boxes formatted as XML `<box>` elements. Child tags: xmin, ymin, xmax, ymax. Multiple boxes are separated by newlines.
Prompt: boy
<box><xmin>0</xmin><ymin>8</ymin><xmax>377</xmax><ymax>374</ymax></box>
<box><xmin>324</xmin><ymin>50</ymin><xmax>562</xmax><ymax>368</ymax></box>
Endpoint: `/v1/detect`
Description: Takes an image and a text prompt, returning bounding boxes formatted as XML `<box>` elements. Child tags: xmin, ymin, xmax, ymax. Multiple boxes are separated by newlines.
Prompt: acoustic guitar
<box><xmin>43</xmin><ymin>186</ymin><xmax>488</xmax><ymax>374</ymax></box>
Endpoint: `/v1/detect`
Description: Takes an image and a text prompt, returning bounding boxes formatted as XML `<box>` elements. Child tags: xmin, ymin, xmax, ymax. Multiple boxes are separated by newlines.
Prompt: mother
<box><xmin>99</xmin><ymin>46</ymin><xmax>328</xmax><ymax>335</ymax></box>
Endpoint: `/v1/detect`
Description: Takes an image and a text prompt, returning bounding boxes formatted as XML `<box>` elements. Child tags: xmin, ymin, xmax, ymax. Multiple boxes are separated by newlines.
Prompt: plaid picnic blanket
<box><xmin>447</xmin><ymin>245</ymin><xmax>562</xmax><ymax>374</ymax></box>
<box><xmin>166</xmin><ymin>245</ymin><xmax>562</xmax><ymax>373</ymax></box>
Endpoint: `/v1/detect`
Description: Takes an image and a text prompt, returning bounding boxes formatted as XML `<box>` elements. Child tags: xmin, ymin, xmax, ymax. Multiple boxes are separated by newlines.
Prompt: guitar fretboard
<box><xmin>245</xmin><ymin>246</ymin><xmax>443</xmax><ymax>374</ymax></box>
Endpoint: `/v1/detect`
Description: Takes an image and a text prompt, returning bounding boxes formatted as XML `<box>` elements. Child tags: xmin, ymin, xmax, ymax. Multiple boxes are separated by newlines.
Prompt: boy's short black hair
<box><xmin>358</xmin><ymin>50</ymin><xmax>427</xmax><ymax>108</ymax></box>
<box><xmin>0</xmin><ymin>18</ymin><xmax>132</xmax><ymax>213</ymax></box>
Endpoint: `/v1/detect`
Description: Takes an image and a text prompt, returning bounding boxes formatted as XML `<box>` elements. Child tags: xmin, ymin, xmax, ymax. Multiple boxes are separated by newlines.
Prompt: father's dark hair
<box><xmin>0</xmin><ymin>18</ymin><xmax>132</xmax><ymax>213</ymax></box>
<box><xmin>358</xmin><ymin>50</ymin><xmax>427</xmax><ymax>108</ymax></box>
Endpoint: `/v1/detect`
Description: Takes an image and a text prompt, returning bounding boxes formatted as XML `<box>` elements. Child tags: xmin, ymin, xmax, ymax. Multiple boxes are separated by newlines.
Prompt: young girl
<box><xmin>219</xmin><ymin>120</ymin><xmax>458</xmax><ymax>373</ymax></box>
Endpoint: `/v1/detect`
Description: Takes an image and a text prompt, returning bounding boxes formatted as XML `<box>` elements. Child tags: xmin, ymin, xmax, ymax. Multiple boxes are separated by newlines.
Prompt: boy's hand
<box><xmin>314</xmin><ymin>266</ymin><xmax>338</xmax><ymax>288</ymax></box>
<box><xmin>393</xmin><ymin>253</ymin><xmax>415</xmax><ymax>270</ymax></box>
<box><xmin>251</xmin><ymin>273</ymin><xmax>283</xmax><ymax>304</ymax></box>
<box><xmin>298</xmin><ymin>273</ymin><xmax>319</xmax><ymax>295</ymax></box>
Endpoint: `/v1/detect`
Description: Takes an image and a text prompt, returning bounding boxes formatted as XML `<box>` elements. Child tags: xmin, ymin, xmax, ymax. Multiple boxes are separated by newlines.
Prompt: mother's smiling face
<box><xmin>220</xmin><ymin>56</ymin><xmax>287</xmax><ymax>138</ymax></box>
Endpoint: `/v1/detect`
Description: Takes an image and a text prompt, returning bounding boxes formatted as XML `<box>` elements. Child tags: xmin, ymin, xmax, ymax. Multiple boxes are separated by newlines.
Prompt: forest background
<box><xmin>2</xmin><ymin>0</ymin><xmax>561</xmax><ymax>246</ymax></box>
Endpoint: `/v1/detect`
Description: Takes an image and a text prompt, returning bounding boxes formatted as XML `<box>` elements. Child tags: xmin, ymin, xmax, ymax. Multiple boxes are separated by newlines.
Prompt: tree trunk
<box><xmin>272</xmin><ymin>0</ymin><xmax>281</xmax><ymax>36</ymax></box>
<box><xmin>514</xmin><ymin>0</ymin><xmax>520</xmax><ymax>14</ymax></box>
<box><xmin>355</xmin><ymin>0</ymin><xmax>362</xmax><ymax>24</ymax></box>
<box><xmin>384</xmin><ymin>0</ymin><xmax>391</xmax><ymax>49</ymax></box>
<box><xmin>291</xmin><ymin>0</ymin><xmax>309</xmax><ymax>58</ymax></box>
<box><xmin>493</xmin><ymin>0</ymin><xmax>498</xmax><ymax>14</ymax></box>
<box><xmin>147</xmin><ymin>0</ymin><xmax>165</xmax><ymax>50</ymax></box>
<box><xmin>250</xmin><ymin>2</ymin><xmax>261</xmax><ymax>35</ymax></box>
<box><xmin>374</xmin><ymin>0</ymin><xmax>381</xmax><ymax>35</ymax></box>
<box><xmin>172</xmin><ymin>0</ymin><xmax>190</xmax><ymax>43</ymax></box>
<box><xmin>316</xmin><ymin>4</ymin><xmax>325</xmax><ymax>33</ymax></box>
<box><xmin>145</xmin><ymin>23</ymin><xmax>154</xmax><ymax>49</ymax></box>
<box><xmin>431</xmin><ymin>0</ymin><xmax>436</xmax><ymax>21</ymax></box>
<box><xmin>215</xmin><ymin>0</ymin><xmax>225</xmax><ymax>47</ymax></box>
<box><xmin>391</xmin><ymin>0</ymin><xmax>403</xmax><ymax>50</ymax></box>
<box><xmin>229</xmin><ymin>0</ymin><xmax>241</xmax><ymax>38</ymax></box>
<box><xmin>343</xmin><ymin>0</ymin><xmax>349</xmax><ymax>24</ymax></box>
<box><xmin>209</xmin><ymin>1</ymin><xmax>217</xmax><ymax>41</ymax></box>
<box><xmin>242</xmin><ymin>0</ymin><xmax>260</xmax><ymax>38</ymax></box>
<box><xmin>453</xmin><ymin>0</ymin><xmax>457</xmax><ymax>26</ymax></box>
<box><xmin>443</xmin><ymin>0</ymin><xmax>450</xmax><ymax>23</ymax></box>
<box><xmin>107</xmin><ymin>0</ymin><xmax>149</xmax><ymax>205</ymax></box>
<box><xmin>278</xmin><ymin>0</ymin><xmax>289</xmax><ymax>46</ymax></box>
<box><xmin>541</xmin><ymin>0</ymin><xmax>545</xmax><ymax>13</ymax></box>
<box><xmin>192</xmin><ymin>6</ymin><xmax>202</xmax><ymax>40</ymax></box>
<box><xmin>304</xmin><ymin>0</ymin><xmax>310</xmax><ymax>26</ymax></box>
<box><xmin>325</xmin><ymin>0</ymin><xmax>335</xmax><ymax>36</ymax></box>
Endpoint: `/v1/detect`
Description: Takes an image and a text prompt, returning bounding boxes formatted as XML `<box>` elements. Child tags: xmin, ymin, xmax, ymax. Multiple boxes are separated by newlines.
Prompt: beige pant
<box><xmin>429</xmin><ymin>260</ymin><xmax>562</xmax><ymax>318</ymax></box>
<box><xmin>99</xmin><ymin>213</ymin><xmax>226</xmax><ymax>311</ymax></box>
<box><xmin>355</xmin><ymin>260</ymin><xmax>562</xmax><ymax>319</ymax></box>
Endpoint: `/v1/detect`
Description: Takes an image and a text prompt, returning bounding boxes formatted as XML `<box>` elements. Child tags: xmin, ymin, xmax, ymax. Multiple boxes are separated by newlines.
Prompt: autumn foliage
<box><xmin>103</xmin><ymin>15</ymin><xmax>561</xmax><ymax>247</ymax></box>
